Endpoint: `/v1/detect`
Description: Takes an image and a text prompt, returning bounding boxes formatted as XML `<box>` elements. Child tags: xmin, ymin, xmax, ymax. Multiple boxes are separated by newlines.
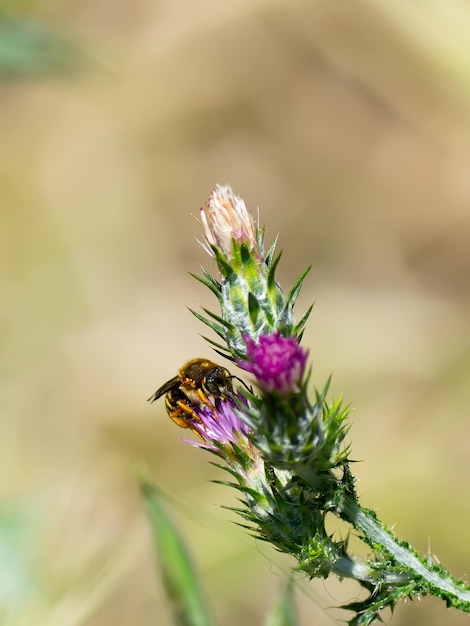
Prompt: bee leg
<box><xmin>168</xmin><ymin>411</ymin><xmax>192</xmax><ymax>429</ymax></box>
<box><xmin>168</xmin><ymin>400</ymin><xmax>205</xmax><ymax>431</ymax></box>
<box><xmin>175</xmin><ymin>400</ymin><xmax>203</xmax><ymax>422</ymax></box>
<box><xmin>168</xmin><ymin>406</ymin><xmax>206</xmax><ymax>439</ymax></box>
<box><xmin>195</xmin><ymin>389</ymin><xmax>220</xmax><ymax>417</ymax></box>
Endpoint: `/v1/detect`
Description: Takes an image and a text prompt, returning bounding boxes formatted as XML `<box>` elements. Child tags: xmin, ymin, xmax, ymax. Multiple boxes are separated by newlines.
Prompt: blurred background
<box><xmin>1</xmin><ymin>1</ymin><xmax>470</xmax><ymax>625</ymax></box>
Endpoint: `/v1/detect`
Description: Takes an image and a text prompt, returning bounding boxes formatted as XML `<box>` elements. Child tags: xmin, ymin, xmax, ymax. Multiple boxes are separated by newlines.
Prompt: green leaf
<box><xmin>240</xmin><ymin>242</ymin><xmax>252</xmax><ymax>265</ymax></box>
<box><xmin>264</xmin><ymin>234</ymin><xmax>279</xmax><ymax>267</ymax></box>
<box><xmin>293</xmin><ymin>304</ymin><xmax>314</xmax><ymax>338</ymax></box>
<box><xmin>314</xmin><ymin>375</ymin><xmax>332</xmax><ymax>407</ymax></box>
<box><xmin>0</xmin><ymin>502</ymin><xmax>36</xmax><ymax>608</ymax></box>
<box><xmin>189</xmin><ymin>271</ymin><xmax>221</xmax><ymax>297</ymax></box>
<box><xmin>247</xmin><ymin>291</ymin><xmax>261</xmax><ymax>327</ymax></box>
<box><xmin>213</xmin><ymin>246</ymin><xmax>235</xmax><ymax>279</ymax></box>
<box><xmin>0</xmin><ymin>15</ymin><xmax>82</xmax><ymax>78</ymax></box>
<box><xmin>200</xmin><ymin>267</ymin><xmax>221</xmax><ymax>290</ymax></box>
<box><xmin>286</xmin><ymin>265</ymin><xmax>311</xmax><ymax>309</ymax></box>
<box><xmin>188</xmin><ymin>308</ymin><xmax>226</xmax><ymax>340</ymax></box>
<box><xmin>139</xmin><ymin>477</ymin><xmax>215</xmax><ymax>626</ymax></box>
<box><xmin>265</xmin><ymin>579</ymin><xmax>298</xmax><ymax>626</ymax></box>
<box><xmin>266</xmin><ymin>251</ymin><xmax>283</xmax><ymax>294</ymax></box>
<box><xmin>201</xmin><ymin>307</ymin><xmax>234</xmax><ymax>329</ymax></box>
<box><xmin>237</xmin><ymin>243</ymin><xmax>263</xmax><ymax>292</ymax></box>
<box><xmin>200</xmin><ymin>335</ymin><xmax>233</xmax><ymax>358</ymax></box>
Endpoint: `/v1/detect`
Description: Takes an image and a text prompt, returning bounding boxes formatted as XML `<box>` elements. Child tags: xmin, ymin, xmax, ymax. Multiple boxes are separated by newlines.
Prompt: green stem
<box><xmin>330</xmin><ymin>555</ymin><xmax>409</xmax><ymax>586</ymax></box>
<box><xmin>296</xmin><ymin>463</ymin><xmax>470</xmax><ymax>617</ymax></box>
<box><xmin>340</xmin><ymin>495</ymin><xmax>470</xmax><ymax>608</ymax></box>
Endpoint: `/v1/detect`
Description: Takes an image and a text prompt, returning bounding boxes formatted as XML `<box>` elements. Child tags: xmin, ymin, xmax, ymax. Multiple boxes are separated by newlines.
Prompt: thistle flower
<box><xmin>239</xmin><ymin>332</ymin><xmax>308</xmax><ymax>394</ymax></box>
<box><xmin>191</xmin><ymin>186</ymin><xmax>312</xmax><ymax>356</ymax></box>
<box><xmin>149</xmin><ymin>184</ymin><xmax>470</xmax><ymax>626</ymax></box>
<box><xmin>184</xmin><ymin>396</ymin><xmax>251</xmax><ymax>451</ymax></box>
<box><xmin>198</xmin><ymin>184</ymin><xmax>260</xmax><ymax>260</ymax></box>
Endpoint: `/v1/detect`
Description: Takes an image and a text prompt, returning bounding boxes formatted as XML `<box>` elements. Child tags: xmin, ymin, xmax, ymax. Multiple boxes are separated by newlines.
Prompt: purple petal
<box><xmin>238</xmin><ymin>332</ymin><xmax>308</xmax><ymax>394</ymax></box>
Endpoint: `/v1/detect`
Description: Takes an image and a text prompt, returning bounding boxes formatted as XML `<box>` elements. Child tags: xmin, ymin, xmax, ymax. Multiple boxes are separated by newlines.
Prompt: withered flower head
<box><xmin>199</xmin><ymin>184</ymin><xmax>258</xmax><ymax>258</ymax></box>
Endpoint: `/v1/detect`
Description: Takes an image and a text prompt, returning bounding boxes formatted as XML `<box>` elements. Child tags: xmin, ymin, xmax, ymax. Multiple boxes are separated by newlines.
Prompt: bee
<box><xmin>148</xmin><ymin>358</ymin><xmax>234</xmax><ymax>430</ymax></box>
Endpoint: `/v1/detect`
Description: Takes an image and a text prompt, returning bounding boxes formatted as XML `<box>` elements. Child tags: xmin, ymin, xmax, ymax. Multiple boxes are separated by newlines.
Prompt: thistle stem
<box><xmin>330</xmin><ymin>555</ymin><xmax>410</xmax><ymax>586</ymax></box>
<box><xmin>340</xmin><ymin>495</ymin><xmax>470</xmax><ymax>607</ymax></box>
<box><xmin>295</xmin><ymin>461</ymin><xmax>470</xmax><ymax>616</ymax></box>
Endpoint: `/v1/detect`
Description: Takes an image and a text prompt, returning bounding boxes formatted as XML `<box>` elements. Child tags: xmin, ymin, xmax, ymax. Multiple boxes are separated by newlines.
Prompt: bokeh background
<box><xmin>2</xmin><ymin>1</ymin><xmax>470</xmax><ymax>625</ymax></box>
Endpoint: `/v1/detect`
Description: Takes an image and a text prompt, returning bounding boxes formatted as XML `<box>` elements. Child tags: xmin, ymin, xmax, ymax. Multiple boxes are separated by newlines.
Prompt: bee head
<box><xmin>203</xmin><ymin>366</ymin><xmax>233</xmax><ymax>398</ymax></box>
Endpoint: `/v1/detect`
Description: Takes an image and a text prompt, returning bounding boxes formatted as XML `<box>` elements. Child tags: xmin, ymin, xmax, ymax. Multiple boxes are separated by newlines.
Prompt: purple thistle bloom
<box><xmin>239</xmin><ymin>332</ymin><xmax>308</xmax><ymax>394</ymax></box>
<box><xmin>183</xmin><ymin>396</ymin><xmax>250</xmax><ymax>450</ymax></box>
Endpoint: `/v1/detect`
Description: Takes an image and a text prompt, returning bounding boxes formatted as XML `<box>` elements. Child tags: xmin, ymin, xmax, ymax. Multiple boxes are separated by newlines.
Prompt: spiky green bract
<box><xmin>192</xmin><ymin>234</ymin><xmax>311</xmax><ymax>357</ymax></box>
<box><xmin>214</xmin><ymin>417</ymin><xmax>470</xmax><ymax>626</ymax></box>
<box><xmin>209</xmin><ymin>418</ymin><xmax>463</xmax><ymax>626</ymax></box>
<box><xmin>299</xmin><ymin>465</ymin><xmax>470</xmax><ymax>625</ymax></box>
<box><xmin>240</xmin><ymin>377</ymin><xmax>350</xmax><ymax>474</ymax></box>
<box><xmin>210</xmin><ymin>439</ymin><xmax>356</xmax><ymax>583</ymax></box>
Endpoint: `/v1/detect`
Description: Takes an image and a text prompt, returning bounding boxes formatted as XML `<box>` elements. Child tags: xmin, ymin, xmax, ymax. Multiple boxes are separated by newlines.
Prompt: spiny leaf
<box><xmin>200</xmin><ymin>335</ymin><xmax>232</xmax><ymax>355</ymax></box>
<box><xmin>256</xmin><ymin>223</ymin><xmax>266</xmax><ymax>252</ymax></box>
<box><xmin>201</xmin><ymin>266</ymin><xmax>221</xmax><ymax>290</ymax></box>
<box><xmin>209</xmin><ymin>463</ymin><xmax>241</xmax><ymax>479</ymax></box>
<box><xmin>212</xmin><ymin>348</ymin><xmax>236</xmax><ymax>362</ymax></box>
<box><xmin>248</xmin><ymin>291</ymin><xmax>261</xmax><ymax>327</ymax></box>
<box><xmin>213</xmin><ymin>246</ymin><xmax>235</xmax><ymax>278</ymax></box>
<box><xmin>266</xmin><ymin>250</ymin><xmax>283</xmax><ymax>292</ymax></box>
<box><xmin>286</xmin><ymin>265</ymin><xmax>311</xmax><ymax>309</ymax></box>
<box><xmin>237</xmin><ymin>243</ymin><xmax>263</xmax><ymax>291</ymax></box>
<box><xmin>188</xmin><ymin>308</ymin><xmax>226</xmax><ymax>339</ymax></box>
<box><xmin>201</xmin><ymin>307</ymin><xmax>234</xmax><ymax>329</ymax></box>
<box><xmin>265</xmin><ymin>234</ymin><xmax>279</xmax><ymax>267</ymax></box>
<box><xmin>189</xmin><ymin>272</ymin><xmax>221</xmax><ymax>297</ymax></box>
<box><xmin>212</xmin><ymin>479</ymin><xmax>239</xmax><ymax>489</ymax></box>
<box><xmin>315</xmin><ymin>375</ymin><xmax>332</xmax><ymax>406</ymax></box>
<box><xmin>240</xmin><ymin>242</ymin><xmax>252</xmax><ymax>265</ymax></box>
<box><xmin>294</xmin><ymin>304</ymin><xmax>314</xmax><ymax>338</ymax></box>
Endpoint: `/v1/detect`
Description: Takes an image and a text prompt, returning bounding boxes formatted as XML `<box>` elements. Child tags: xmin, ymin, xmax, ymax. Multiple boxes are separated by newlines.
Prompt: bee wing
<box><xmin>147</xmin><ymin>376</ymin><xmax>179</xmax><ymax>403</ymax></box>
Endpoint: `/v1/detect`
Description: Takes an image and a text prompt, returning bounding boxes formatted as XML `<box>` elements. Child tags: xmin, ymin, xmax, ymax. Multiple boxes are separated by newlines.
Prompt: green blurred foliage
<box><xmin>141</xmin><ymin>478</ymin><xmax>214</xmax><ymax>626</ymax></box>
<box><xmin>265</xmin><ymin>579</ymin><xmax>298</xmax><ymax>626</ymax></box>
<box><xmin>1</xmin><ymin>2</ymin><xmax>470</xmax><ymax>625</ymax></box>
<box><xmin>0</xmin><ymin>12</ymin><xmax>82</xmax><ymax>77</ymax></box>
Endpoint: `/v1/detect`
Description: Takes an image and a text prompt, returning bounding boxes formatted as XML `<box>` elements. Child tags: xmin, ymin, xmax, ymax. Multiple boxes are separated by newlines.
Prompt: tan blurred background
<box><xmin>2</xmin><ymin>1</ymin><xmax>470</xmax><ymax>625</ymax></box>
